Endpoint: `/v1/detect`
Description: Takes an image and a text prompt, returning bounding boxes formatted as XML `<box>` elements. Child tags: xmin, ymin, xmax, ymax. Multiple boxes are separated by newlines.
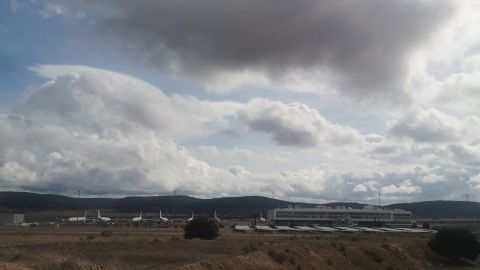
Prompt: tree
<box><xmin>183</xmin><ymin>217</ymin><xmax>219</xmax><ymax>240</ymax></box>
<box><xmin>428</xmin><ymin>228</ymin><xmax>480</xmax><ymax>263</ymax></box>
<box><xmin>422</xmin><ymin>222</ymin><xmax>430</xmax><ymax>229</ymax></box>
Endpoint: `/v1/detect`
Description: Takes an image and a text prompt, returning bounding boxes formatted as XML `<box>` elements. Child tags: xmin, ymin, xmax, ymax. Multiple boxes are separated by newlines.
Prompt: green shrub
<box><xmin>428</xmin><ymin>228</ymin><xmax>480</xmax><ymax>263</ymax></box>
<box><xmin>100</xmin><ymin>230</ymin><xmax>112</xmax><ymax>237</ymax></box>
<box><xmin>268</xmin><ymin>250</ymin><xmax>277</xmax><ymax>257</ymax></box>
<box><xmin>275</xmin><ymin>252</ymin><xmax>288</xmax><ymax>264</ymax></box>
<box><xmin>183</xmin><ymin>217</ymin><xmax>219</xmax><ymax>240</ymax></box>
<box><xmin>364</xmin><ymin>249</ymin><xmax>383</xmax><ymax>263</ymax></box>
<box><xmin>243</xmin><ymin>242</ymin><xmax>258</xmax><ymax>253</ymax></box>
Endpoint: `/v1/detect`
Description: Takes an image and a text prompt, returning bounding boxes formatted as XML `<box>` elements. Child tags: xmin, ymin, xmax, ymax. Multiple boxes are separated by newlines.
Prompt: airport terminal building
<box><xmin>268</xmin><ymin>205</ymin><xmax>412</xmax><ymax>228</ymax></box>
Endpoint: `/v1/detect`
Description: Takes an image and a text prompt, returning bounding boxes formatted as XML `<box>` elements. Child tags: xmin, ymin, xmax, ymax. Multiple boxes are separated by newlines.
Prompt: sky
<box><xmin>1</xmin><ymin>0</ymin><xmax>480</xmax><ymax>205</ymax></box>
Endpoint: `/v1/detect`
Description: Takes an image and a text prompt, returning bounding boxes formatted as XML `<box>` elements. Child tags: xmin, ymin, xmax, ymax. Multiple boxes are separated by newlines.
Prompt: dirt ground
<box><xmin>0</xmin><ymin>224</ymin><xmax>477</xmax><ymax>270</ymax></box>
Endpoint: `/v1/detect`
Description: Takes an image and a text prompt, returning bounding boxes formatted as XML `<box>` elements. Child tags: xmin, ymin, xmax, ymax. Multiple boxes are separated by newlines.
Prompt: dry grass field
<box><xmin>0</xmin><ymin>222</ymin><xmax>477</xmax><ymax>270</ymax></box>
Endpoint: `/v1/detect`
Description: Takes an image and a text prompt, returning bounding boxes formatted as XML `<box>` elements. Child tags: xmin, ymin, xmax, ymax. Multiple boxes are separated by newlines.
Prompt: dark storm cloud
<box><xmin>82</xmin><ymin>0</ymin><xmax>452</xmax><ymax>99</ymax></box>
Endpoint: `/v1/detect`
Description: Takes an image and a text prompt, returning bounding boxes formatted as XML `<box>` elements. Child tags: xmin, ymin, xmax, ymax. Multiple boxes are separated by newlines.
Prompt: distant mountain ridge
<box><xmin>0</xmin><ymin>191</ymin><xmax>479</xmax><ymax>218</ymax></box>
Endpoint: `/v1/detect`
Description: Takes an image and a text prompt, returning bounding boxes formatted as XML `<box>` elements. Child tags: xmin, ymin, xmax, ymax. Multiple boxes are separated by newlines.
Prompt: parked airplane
<box><xmin>259</xmin><ymin>213</ymin><xmax>266</xmax><ymax>223</ymax></box>
<box><xmin>212</xmin><ymin>210</ymin><xmax>228</xmax><ymax>226</ymax></box>
<box><xmin>157</xmin><ymin>210</ymin><xmax>169</xmax><ymax>223</ymax></box>
<box><xmin>97</xmin><ymin>210</ymin><xmax>111</xmax><ymax>223</ymax></box>
<box><xmin>214</xmin><ymin>210</ymin><xmax>221</xmax><ymax>222</ymax></box>
<box><xmin>131</xmin><ymin>211</ymin><xmax>143</xmax><ymax>222</ymax></box>
<box><xmin>187</xmin><ymin>212</ymin><xmax>194</xmax><ymax>222</ymax></box>
<box><xmin>68</xmin><ymin>211</ymin><xmax>88</xmax><ymax>223</ymax></box>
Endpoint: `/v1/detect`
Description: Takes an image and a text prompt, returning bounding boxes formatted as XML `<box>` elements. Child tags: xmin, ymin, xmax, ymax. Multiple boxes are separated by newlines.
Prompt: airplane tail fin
<box><xmin>98</xmin><ymin>209</ymin><xmax>101</xmax><ymax>218</ymax></box>
<box><xmin>84</xmin><ymin>211</ymin><xmax>88</xmax><ymax>219</ymax></box>
<box><xmin>159</xmin><ymin>210</ymin><xmax>162</xmax><ymax>218</ymax></box>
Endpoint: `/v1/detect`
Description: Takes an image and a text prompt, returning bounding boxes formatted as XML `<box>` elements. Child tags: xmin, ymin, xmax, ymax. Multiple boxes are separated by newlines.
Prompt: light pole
<box><xmin>272</xmin><ymin>192</ymin><xmax>275</xmax><ymax>209</ymax></box>
<box><xmin>378</xmin><ymin>193</ymin><xmax>381</xmax><ymax>207</ymax></box>
<box><xmin>77</xmin><ymin>190</ymin><xmax>81</xmax><ymax>222</ymax></box>
<box><xmin>174</xmin><ymin>190</ymin><xmax>176</xmax><ymax>219</ymax></box>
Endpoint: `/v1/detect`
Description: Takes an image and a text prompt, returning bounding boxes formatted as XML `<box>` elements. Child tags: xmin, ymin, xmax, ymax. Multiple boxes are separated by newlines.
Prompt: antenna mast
<box><xmin>272</xmin><ymin>192</ymin><xmax>275</xmax><ymax>209</ymax></box>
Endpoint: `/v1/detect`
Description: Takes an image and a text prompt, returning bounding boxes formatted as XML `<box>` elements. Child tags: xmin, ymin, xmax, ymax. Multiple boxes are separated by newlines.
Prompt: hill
<box><xmin>1</xmin><ymin>191</ymin><xmax>479</xmax><ymax>218</ymax></box>
<box><xmin>388</xmin><ymin>200</ymin><xmax>480</xmax><ymax>218</ymax></box>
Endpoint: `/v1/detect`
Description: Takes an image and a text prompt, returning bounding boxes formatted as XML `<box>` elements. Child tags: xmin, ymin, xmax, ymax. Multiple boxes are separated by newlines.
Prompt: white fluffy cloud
<box><xmin>0</xmin><ymin>66</ymin><xmax>350</xmax><ymax>199</ymax></box>
<box><xmin>237</xmin><ymin>99</ymin><xmax>362</xmax><ymax>147</ymax></box>
<box><xmin>380</xmin><ymin>180</ymin><xmax>421</xmax><ymax>195</ymax></box>
<box><xmin>387</xmin><ymin>108</ymin><xmax>480</xmax><ymax>143</ymax></box>
<box><xmin>1</xmin><ymin>64</ymin><xmax>479</xmax><ymax>203</ymax></box>
<box><xmin>14</xmin><ymin>65</ymin><xmax>233</xmax><ymax>141</ymax></box>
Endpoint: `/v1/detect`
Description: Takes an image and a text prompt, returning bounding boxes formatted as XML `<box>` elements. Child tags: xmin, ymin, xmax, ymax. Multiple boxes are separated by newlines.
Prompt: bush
<box><xmin>428</xmin><ymin>228</ymin><xmax>480</xmax><ymax>263</ymax></box>
<box><xmin>274</xmin><ymin>252</ymin><xmax>288</xmax><ymax>264</ymax></box>
<box><xmin>183</xmin><ymin>217</ymin><xmax>219</xmax><ymax>240</ymax></box>
<box><xmin>243</xmin><ymin>242</ymin><xmax>258</xmax><ymax>253</ymax></box>
<box><xmin>100</xmin><ymin>229</ymin><xmax>112</xmax><ymax>237</ymax></box>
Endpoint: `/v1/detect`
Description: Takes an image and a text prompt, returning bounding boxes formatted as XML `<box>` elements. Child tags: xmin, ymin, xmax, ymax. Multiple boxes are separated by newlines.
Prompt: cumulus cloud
<box><xmin>13</xmin><ymin>65</ymin><xmax>233</xmax><ymax>141</ymax></box>
<box><xmin>380</xmin><ymin>180</ymin><xmax>421</xmax><ymax>194</ymax></box>
<box><xmin>387</xmin><ymin>108</ymin><xmax>480</xmax><ymax>144</ymax></box>
<box><xmin>419</xmin><ymin>173</ymin><xmax>447</xmax><ymax>183</ymax></box>
<box><xmin>0</xmin><ymin>161</ymin><xmax>37</xmax><ymax>185</ymax></box>
<box><xmin>468</xmin><ymin>173</ymin><xmax>480</xmax><ymax>189</ymax></box>
<box><xmin>2</xmin><ymin>64</ymin><xmax>478</xmax><ymax>203</ymax></box>
<box><xmin>237</xmin><ymin>99</ymin><xmax>361</xmax><ymax>147</ymax></box>
<box><xmin>353</xmin><ymin>180</ymin><xmax>379</xmax><ymax>193</ymax></box>
<box><xmin>0</xmin><ymin>65</ymin><xmax>350</xmax><ymax>199</ymax></box>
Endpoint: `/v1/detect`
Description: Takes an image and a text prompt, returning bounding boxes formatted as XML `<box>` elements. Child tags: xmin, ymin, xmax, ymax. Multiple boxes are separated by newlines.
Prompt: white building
<box><xmin>268</xmin><ymin>205</ymin><xmax>412</xmax><ymax>227</ymax></box>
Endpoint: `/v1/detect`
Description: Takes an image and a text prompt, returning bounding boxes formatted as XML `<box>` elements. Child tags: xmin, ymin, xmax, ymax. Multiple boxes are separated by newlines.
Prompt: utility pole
<box><xmin>466</xmin><ymin>194</ymin><xmax>469</xmax><ymax>202</ymax></box>
<box><xmin>77</xmin><ymin>190</ymin><xmax>81</xmax><ymax>222</ymax></box>
<box><xmin>272</xmin><ymin>192</ymin><xmax>275</xmax><ymax>209</ymax></box>
<box><xmin>174</xmin><ymin>190</ymin><xmax>176</xmax><ymax>219</ymax></box>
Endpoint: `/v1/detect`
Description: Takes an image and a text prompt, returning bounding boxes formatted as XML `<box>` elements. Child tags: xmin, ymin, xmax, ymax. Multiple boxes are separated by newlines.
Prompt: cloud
<box><xmin>353</xmin><ymin>184</ymin><xmax>367</xmax><ymax>192</ymax></box>
<box><xmin>10</xmin><ymin>0</ymin><xmax>21</xmax><ymax>12</ymax></box>
<box><xmin>14</xmin><ymin>65</ymin><xmax>233</xmax><ymax>141</ymax></box>
<box><xmin>419</xmin><ymin>173</ymin><xmax>447</xmax><ymax>183</ymax></box>
<box><xmin>2</xmin><ymin>64</ymin><xmax>478</xmax><ymax>203</ymax></box>
<box><xmin>387</xmin><ymin>108</ymin><xmax>480</xmax><ymax>144</ymax></box>
<box><xmin>468</xmin><ymin>173</ymin><xmax>480</xmax><ymax>189</ymax></box>
<box><xmin>440</xmin><ymin>144</ymin><xmax>480</xmax><ymax>168</ymax></box>
<box><xmin>380</xmin><ymin>180</ymin><xmax>421</xmax><ymax>194</ymax></box>
<box><xmin>353</xmin><ymin>180</ymin><xmax>379</xmax><ymax>192</ymax></box>
<box><xmin>40</xmin><ymin>3</ymin><xmax>65</xmax><ymax>18</ymax></box>
<box><xmin>65</xmin><ymin>0</ymin><xmax>452</xmax><ymax>103</ymax></box>
<box><xmin>237</xmin><ymin>98</ymin><xmax>361</xmax><ymax>147</ymax></box>
<box><xmin>0</xmin><ymin>161</ymin><xmax>37</xmax><ymax>185</ymax></box>
<box><xmin>0</xmin><ymin>65</ymin><xmax>349</xmax><ymax>199</ymax></box>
